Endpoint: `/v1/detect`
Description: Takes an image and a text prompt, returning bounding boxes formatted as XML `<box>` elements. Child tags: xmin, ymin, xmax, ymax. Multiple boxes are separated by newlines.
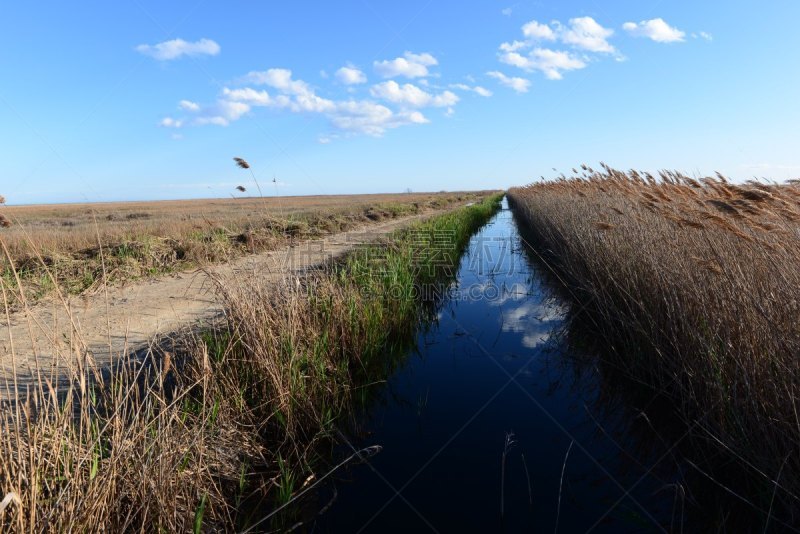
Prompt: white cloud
<box><xmin>516</xmin><ymin>17</ymin><xmax>614</xmax><ymax>52</ymax></box>
<box><xmin>136</xmin><ymin>38</ymin><xmax>220</xmax><ymax>61</ymax></box>
<box><xmin>370</xmin><ymin>81</ymin><xmax>459</xmax><ymax>107</ymax></box>
<box><xmin>405</xmin><ymin>52</ymin><xmax>438</xmax><ymax>67</ymax></box>
<box><xmin>179</xmin><ymin>100</ymin><xmax>200</xmax><ymax>111</ymax></box>
<box><xmin>243</xmin><ymin>68</ymin><xmax>310</xmax><ymax>95</ymax></box>
<box><xmin>559</xmin><ymin>16</ymin><xmax>615</xmax><ymax>53</ymax></box>
<box><xmin>374</xmin><ymin>51</ymin><xmax>438</xmax><ymax>78</ymax></box>
<box><xmin>623</xmin><ymin>18</ymin><xmax>685</xmax><ymax>43</ymax></box>
<box><xmin>450</xmin><ymin>83</ymin><xmax>493</xmax><ymax>97</ymax></box>
<box><xmin>291</xmin><ymin>91</ymin><xmax>337</xmax><ymax>113</ymax></box>
<box><xmin>500</xmin><ymin>48</ymin><xmax>586</xmax><ymax>80</ymax></box>
<box><xmin>501</xmin><ymin>7</ymin><xmax>513</xmax><ymax>16</ymax></box>
<box><xmin>499</xmin><ymin>17</ymin><xmax>616</xmax><ymax>80</ymax></box>
<box><xmin>173</xmin><ymin>68</ymin><xmax>439</xmax><ymax>138</ymax></box>
<box><xmin>195</xmin><ymin>100</ymin><xmax>251</xmax><ymax>126</ymax></box>
<box><xmin>499</xmin><ymin>51</ymin><xmax>530</xmax><ymax>69</ymax></box>
<box><xmin>335</xmin><ymin>66</ymin><xmax>367</xmax><ymax>85</ymax></box>
<box><xmin>530</xmin><ymin>48</ymin><xmax>586</xmax><ymax>79</ymax></box>
<box><xmin>330</xmin><ymin>101</ymin><xmax>428</xmax><ymax>136</ymax></box>
<box><xmin>486</xmin><ymin>71</ymin><xmax>531</xmax><ymax>93</ymax></box>
<box><xmin>173</xmin><ymin>93</ymin><xmax>258</xmax><ymax>127</ymax></box>
<box><xmin>160</xmin><ymin>117</ymin><xmax>183</xmax><ymax>128</ymax></box>
<box><xmin>242</xmin><ymin>69</ymin><xmax>336</xmax><ymax>112</ymax></box>
<box><xmin>522</xmin><ymin>20</ymin><xmax>556</xmax><ymax>41</ymax></box>
<box><xmin>500</xmin><ymin>40</ymin><xmax>528</xmax><ymax>53</ymax></box>
<box><xmin>221</xmin><ymin>87</ymin><xmax>277</xmax><ymax>107</ymax></box>
<box><xmin>698</xmin><ymin>31</ymin><xmax>713</xmax><ymax>42</ymax></box>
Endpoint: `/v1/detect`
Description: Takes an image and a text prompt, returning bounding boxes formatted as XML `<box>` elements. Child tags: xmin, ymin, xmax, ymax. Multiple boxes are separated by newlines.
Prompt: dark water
<box><xmin>312</xmin><ymin>200</ymin><xmax>684</xmax><ymax>533</ymax></box>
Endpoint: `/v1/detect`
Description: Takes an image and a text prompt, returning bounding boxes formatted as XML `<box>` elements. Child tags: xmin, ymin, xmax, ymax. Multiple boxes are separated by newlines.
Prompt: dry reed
<box><xmin>0</xmin><ymin>249</ymin><xmax>395</xmax><ymax>531</ymax></box>
<box><xmin>508</xmin><ymin>165</ymin><xmax>800</xmax><ymax>518</ymax></box>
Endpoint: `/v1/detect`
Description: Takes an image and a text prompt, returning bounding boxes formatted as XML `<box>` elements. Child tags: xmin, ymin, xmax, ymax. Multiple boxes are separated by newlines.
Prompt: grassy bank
<box><xmin>0</xmin><ymin>193</ymin><xmax>503</xmax><ymax>532</ymax></box>
<box><xmin>508</xmin><ymin>166</ymin><xmax>800</xmax><ymax>520</ymax></box>
<box><xmin>0</xmin><ymin>192</ymin><xmax>488</xmax><ymax>308</ymax></box>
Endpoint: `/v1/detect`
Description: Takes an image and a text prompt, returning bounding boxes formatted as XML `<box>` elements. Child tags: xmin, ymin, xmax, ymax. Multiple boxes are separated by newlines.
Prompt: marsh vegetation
<box><xmin>508</xmin><ymin>166</ymin><xmax>800</xmax><ymax>526</ymax></box>
<box><xmin>0</xmin><ymin>194</ymin><xmax>502</xmax><ymax>531</ymax></box>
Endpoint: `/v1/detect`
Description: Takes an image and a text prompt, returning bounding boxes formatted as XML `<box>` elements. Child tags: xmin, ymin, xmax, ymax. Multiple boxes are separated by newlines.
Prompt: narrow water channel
<box><xmin>313</xmin><ymin>199</ymin><xmax>683</xmax><ymax>532</ymax></box>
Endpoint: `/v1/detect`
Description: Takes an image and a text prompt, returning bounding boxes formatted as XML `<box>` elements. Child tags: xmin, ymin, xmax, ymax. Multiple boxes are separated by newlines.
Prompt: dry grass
<box><xmin>0</xmin><ymin>195</ymin><xmax>9</xmax><ymax>228</ymax></box>
<box><xmin>0</xmin><ymin>195</ymin><xmax>503</xmax><ymax>531</ymax></box>
<box><xmin>0</xmin><ymin>343</ymin><xmax>263</xmax><ymax>531</ymax></box>
<box><xmin>508</xmin><ymin>165</ymin><xmax>800</xmax><ymax>517</ymax></box>
<box><xmin>0</xmin><ymin>256</ymin><xmax>382</xmax><ymax>532</ymax></box>
<box><xmin>0</xmin><ymin>192</ymin><xmax>485</xmax><ymax>306</ymax></box>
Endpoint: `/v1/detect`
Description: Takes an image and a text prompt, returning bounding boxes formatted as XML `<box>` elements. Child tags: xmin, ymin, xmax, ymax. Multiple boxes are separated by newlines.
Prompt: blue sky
<box><xmin>1</xmin><ymin>1</ymin><xmax>799</xmax><ymax>204</ymax></box>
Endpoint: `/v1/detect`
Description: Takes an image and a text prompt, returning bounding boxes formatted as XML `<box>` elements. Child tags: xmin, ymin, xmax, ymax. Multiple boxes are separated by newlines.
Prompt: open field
<box><xmin>0</xmin><ymin>192</ymin><xmax>486</xmax><ymax>306</ymax></box>
<box><xmin>0</xmin><ymin>195</ymin><xmax>503</xmax><ymax>531</ymax></box>
<box><xmin>508</xmin><ymin>166</ymin><xmax>800</xmax><ymax>521</ymax></box>
<box><xmin>0</xmin><ymin>199</ymin><xmax>494</xmax><ymax>399</ymax></box>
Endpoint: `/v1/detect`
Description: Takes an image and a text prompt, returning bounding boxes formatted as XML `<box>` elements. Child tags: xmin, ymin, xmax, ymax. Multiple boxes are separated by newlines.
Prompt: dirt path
<box><xmin>0</xmin><ymin>210</ymin><xmax>444</xmax><ymax>398</ymax></box>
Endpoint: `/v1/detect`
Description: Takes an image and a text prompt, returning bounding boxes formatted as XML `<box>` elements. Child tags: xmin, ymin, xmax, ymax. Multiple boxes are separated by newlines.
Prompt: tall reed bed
<box><xmin>0</xmin><ymin>194</ymin><xmax>502</xmax><ymax>531</ymax></box>
<box><xmin>508</xmin><ymin>167</ymin><xmax>800</xmax><ymax>520</ymax></box>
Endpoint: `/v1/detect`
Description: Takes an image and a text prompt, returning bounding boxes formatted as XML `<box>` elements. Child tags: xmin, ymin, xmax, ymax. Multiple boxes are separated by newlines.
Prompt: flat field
<box><xmin>0</xmin><ymin>191</ymin><xmax>488</xmax><ymax>303</ymax></box>
<box><xmin>1</xmin><ymin>192</ymin><xmax>477</xmax><ymax>256</ymax></box>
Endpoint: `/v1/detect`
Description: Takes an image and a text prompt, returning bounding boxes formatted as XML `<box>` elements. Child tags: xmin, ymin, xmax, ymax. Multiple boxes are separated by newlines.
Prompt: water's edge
<box><xmin>302</xmin><ymin>199</ymin><xmax>690</xmax><ymax>532</ymax></box>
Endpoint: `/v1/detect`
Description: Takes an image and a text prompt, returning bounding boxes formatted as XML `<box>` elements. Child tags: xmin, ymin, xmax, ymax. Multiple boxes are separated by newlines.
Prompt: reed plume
<box><xmin>233</xmin><ymin>157</ymin><xmax>250</xmax><ymax>169</ymax></box>
<box><xmin>233</xmin><ymin>156</ymin><xmax>265</xmax><ymax>200</ymax></box>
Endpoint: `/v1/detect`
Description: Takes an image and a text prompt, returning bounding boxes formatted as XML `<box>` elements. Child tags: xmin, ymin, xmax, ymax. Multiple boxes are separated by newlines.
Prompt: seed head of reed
<box><xmin>233</xmin><ymin>157</ymin><xmax>250</xmax><ymax>169</ymax></box>
<box><xmin>236</xmin><ymin>185</ymin><xmax>246</xmax><ymax>193</ymax></box>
